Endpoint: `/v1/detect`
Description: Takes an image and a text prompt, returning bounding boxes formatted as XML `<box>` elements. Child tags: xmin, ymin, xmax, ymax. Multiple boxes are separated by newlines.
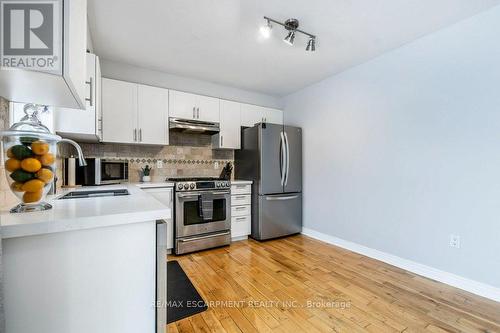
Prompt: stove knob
<box><xmin>183</xmin><ymin>184</ymin><xmax>189</xmax><ymax>190</ymax></box>
<box><xmin>190</xmin><ymin>183</ymin><xmax>195</xmax><ymax>189</ymax></box>
<box><xmin>177</xmin><ymin>184</ymin><xmax>183</xmax><ymax>190</ymax></box>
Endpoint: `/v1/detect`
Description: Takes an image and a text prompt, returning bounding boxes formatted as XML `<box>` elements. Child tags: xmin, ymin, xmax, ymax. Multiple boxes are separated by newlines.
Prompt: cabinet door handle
<box><xmin>85</xmin><ymin>77</ymin><xmax>93</xmax><ymax>107</ymax></box>
<box><xmin>221</xmin><ymin>135</ymin><xmax>223</xmax><ymax>147</ymax></box>
<box><xmin>193</xmin><ymin>107</ymin><xmax>196</xmax><ymax>119</ymax></box>
<box><xmin>197</xmin><ymin>107</ymin><xmax>200</xmax><ymax>119</ymax></box>
<box><xmin>134</xmin><ymin>129</ymin><xmax>137</xmax><ymax>141</ymax></box>
<box><xmin>235</xmin><ymin>217</ymin><xmax>247</xmax><ymax>221</ymax></box>
<box><xmin>139</xmin><ymin>128</ymin><xmax>142</xmax><ymax>142</ymax></box>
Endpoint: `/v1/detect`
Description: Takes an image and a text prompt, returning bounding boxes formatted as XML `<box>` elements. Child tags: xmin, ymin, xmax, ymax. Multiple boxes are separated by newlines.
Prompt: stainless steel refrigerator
<box><xmin>235</xmin><ymin>123</ymin><xmax>302</xmax><ymax>240</ymax></box>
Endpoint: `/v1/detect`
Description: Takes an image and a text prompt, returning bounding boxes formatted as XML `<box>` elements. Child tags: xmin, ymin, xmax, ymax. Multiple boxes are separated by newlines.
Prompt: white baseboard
<box><xmin>301</xmin><ymin>228</ymin><xmax>500</xmax><ymax>303</ymax></box>
<box><xmin>232</xmin><ymin>235</ymin><xmax>249</xmax><ymax>242</ymax></box>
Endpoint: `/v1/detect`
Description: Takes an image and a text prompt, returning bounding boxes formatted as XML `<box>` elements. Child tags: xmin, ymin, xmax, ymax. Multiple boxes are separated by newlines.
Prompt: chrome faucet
<box><xmin>59</xmin><ymin>138</ymin><xmax>87</xmax><ymax>166</ymax></box>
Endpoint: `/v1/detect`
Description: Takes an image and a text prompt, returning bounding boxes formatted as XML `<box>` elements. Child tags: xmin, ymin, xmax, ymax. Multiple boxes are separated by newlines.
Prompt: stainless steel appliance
<box><xmin>235</xmin><ymin>123</ymin><xmax>302</xmax><ymax>240</ymax></box>
<box><xmin>169</xmin><ymin>118</ymin><xmax>219</xmax><ymax>134</ymax></box>
<box><xmin>64</xmin><ymin>157</ymin><xmax>128</xmax><ymax>186</ymax></box>
<box><xmin>169</xmin><ymin>177</ymin><xmax>231</xmax><ymax>254</ymax></box>
<box><xmin>156</xmin><ymin>220</ymin><xmax>168</xmax><ymax>332</ymax></box>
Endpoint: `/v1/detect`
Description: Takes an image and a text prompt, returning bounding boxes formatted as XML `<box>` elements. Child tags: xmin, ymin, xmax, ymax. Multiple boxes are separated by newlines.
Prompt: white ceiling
<box><xmin>88</xmin><ymin>0</ymin><xmax>500</xmax><ymax>96</ymax></box>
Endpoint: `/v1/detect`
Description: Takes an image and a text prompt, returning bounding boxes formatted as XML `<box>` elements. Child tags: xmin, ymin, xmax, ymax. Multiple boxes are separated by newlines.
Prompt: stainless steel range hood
<box><xmin>169</xmin><ymin>118</ymin><xmax>220</xmax><ymax>134</ymax></box>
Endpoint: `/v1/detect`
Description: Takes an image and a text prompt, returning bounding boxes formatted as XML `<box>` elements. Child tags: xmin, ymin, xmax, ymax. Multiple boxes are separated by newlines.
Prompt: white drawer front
<box><xmin>231</xmin><ymin>194</ymin><xmax>251</xmax><ymax>206</ymax></box>
<box><xmin>231</xmin><ymin>215</ymin><xmax>251</xmax><ymax>238</ymax></box>
<box><xmin>231</xmin><ymin>205</ymin><xmax>251</xmax><ymax>217</ymax></box>
<box><xmin>231</xmin><ymin>184</ymin><xmax>251</xmax><ymax>195</ymax></box>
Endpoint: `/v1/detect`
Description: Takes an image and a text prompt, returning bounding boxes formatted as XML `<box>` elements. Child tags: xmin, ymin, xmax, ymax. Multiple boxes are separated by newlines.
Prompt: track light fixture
<box><xmin>260</xmin><ymin>16</ymin><xmax>317</xmax><ymax>51</ymax></box>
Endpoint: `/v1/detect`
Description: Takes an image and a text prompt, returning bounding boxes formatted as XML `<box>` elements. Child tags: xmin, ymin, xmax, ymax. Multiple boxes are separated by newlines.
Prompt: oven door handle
<box><xmin>178</xmin><ymin>231</ymin><xmax>230</xmax><ymax>242</ymax></box>
<box><xmin>177</xmin><ymin>191</ymin><xmax>230</xmax><ymax>198</ymax></box>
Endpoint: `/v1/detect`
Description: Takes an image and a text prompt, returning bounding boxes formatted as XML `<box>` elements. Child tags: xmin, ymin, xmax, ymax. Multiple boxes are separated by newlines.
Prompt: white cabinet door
<box><xmin>197</xmin><ymin>95</ymin><xmax>220</xmax><ymax>122</ymax></box>
<box><xmin>214</xmin><ymin>100</ymin><xmax>240</xmax><ymax>149</ymax></box>
<box><xmin>55</xmin><ymin>53</ymin><xmax>101</xmax><ymax>142</ymax></box>
<box><xmin>262</xmin><ymin>107</ymin><xmax>283</xmax><ymax>125</ymax></box>
<box><xmin>102</xmin><ymin>78</ymin><xmax>137</xmax><ymax>143</ymax></box>
<box><xmin>169</xmin><ymin>90</ymin><xmax>197</xmax><ymax>120</ymax></box>
<box><xmin>137</xmin><ymin>85</ymin><xmax>169</xmax><ymax>145</ymax></box>
<box><xmin>241</xmin><ymin>104</ymin><xmax>266</xmax><ymax>127</ymax></box>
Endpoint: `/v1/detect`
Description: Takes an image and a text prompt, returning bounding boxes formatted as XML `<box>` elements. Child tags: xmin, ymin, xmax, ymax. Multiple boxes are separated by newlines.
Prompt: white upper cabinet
<box><xmin>0</xmin><ymin>0</ymin><xmax>87</xmax><ymax>109</ymax></box>
<box><xmin>102</xmin><ymin>79</ymin><xmax>137</xmax><ymax>144</ymax></box>
<box><xmin>212</xmin><ymin>100</ymin><xmax>241</xmax><ymax>149</ymax></box>
<box><xmin>169</xmin><ymin>90</ymin><xmax>220</xmax><ymax>122</ymax></box>
<box><xmin>55</xmin><ymin>53</ymin><xmax>102</xmax><ymax>142</ymax></box>
<box><xmin>102</xmin><ymin>78</ymin><xmax>169</xmax><ymax>145</ymax></box>
<box><xmin>168</xmin><ymin>90</ymin><xmax>197</xmax><ymax>120</ymax></box>
<box><xmin>137</xmin><ymin>85</ymin><xmax>169</xmax><ymax>145</ymax></box>
<box><xmin>263</xmin><ymin>107</ymin><xmax>283</xmax><ymax>124</ymax></box>
<box><xmin>241</xmin><ymin>103</ymin><xmax>283</xmax><ymax>127</ymax></box>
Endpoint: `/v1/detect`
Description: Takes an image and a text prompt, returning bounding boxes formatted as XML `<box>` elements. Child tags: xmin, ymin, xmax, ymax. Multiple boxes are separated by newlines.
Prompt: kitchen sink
<box><xmin>58</xmin><ymin>189</ymin><xmax>130</xmax><ymax>200</ymax></box>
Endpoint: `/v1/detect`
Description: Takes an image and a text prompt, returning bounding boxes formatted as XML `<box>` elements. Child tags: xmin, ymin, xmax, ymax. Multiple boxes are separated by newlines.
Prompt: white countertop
<box><xmin>0</xmin><ymin>184</ymin><xmax>171</xmax><ymax>239</ymax></box>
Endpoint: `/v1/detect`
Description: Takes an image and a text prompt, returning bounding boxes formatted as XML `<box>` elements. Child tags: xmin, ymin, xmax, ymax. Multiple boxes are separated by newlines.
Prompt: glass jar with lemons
<box><xmin>1</xmin><ymin>104</ymin><xmax>87</xmax><ymax>213</ymax></box>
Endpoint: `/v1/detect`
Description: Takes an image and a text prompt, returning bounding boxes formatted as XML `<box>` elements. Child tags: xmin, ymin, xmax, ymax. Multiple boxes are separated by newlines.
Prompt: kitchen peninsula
<box><xmin>0</xmin><ymin>184</ymin><xmax>171</xmax><ymax>333</ymax></box>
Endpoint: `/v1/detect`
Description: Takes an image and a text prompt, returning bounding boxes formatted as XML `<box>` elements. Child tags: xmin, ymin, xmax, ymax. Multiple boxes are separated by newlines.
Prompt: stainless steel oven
<box><xmin>171</xmin><ymin>178</ymin><xmax>231</xmax><ymax>255</ymax></box>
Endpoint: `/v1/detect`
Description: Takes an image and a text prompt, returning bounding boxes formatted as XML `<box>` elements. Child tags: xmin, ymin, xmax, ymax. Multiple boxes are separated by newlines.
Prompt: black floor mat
<box><xmin>167</xmin><ymin>260</ymin><xmax>208</xmax><ymax>323</ymax></box>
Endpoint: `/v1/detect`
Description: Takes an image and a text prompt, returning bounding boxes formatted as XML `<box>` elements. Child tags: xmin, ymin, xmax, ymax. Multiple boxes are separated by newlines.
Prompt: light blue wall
<box><xmin>283</xmin><ymin>5</ymin><xmax>500</xmax><ymax>287</ymax></box>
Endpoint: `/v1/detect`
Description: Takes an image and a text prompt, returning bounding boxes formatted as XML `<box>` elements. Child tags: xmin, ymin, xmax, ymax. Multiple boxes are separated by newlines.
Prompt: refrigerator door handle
<box><xmin>280</xmin><ymin>131</ymin><xmax>286</xmax><ymax>186</ymax></box>
<box><xmin>266</xmin><ymin>195</ymin><xmax>299</xmax><ymax>201</ymax></box>
<box><xmin>284</xmin><ymin>131</ymin><xmax>290</xmax><ymax>186</ymax></box>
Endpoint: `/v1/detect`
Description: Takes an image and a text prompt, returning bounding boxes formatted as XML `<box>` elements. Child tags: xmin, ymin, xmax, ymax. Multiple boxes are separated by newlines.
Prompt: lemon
<box><xmin>5</xmin><ymin>158</ymin><xmax>21</xmax><ymax>172</ymax></box>
<box><xmin>21</xmin><ymin>158</ymin><xmax>42</xmax><ymax>173</ymax></box>
<box><xmin>31</xmin><ymin>140</ymin><xmax>50</xmax><ymax>155</ymax></box>
<box><xmin>21</xmin><ymin>179</ymin><xmax>45</xmax><ymax>192</ymax></box>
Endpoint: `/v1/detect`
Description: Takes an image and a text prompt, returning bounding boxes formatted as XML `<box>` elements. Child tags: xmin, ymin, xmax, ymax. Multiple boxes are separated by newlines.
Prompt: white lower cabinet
<box><xmin>231</xmin><ymin>183</ymin><xmax>252</xmax><ymax>240</ymax></box>
<box><xmin>141</xmin><ymin>186</ymin><xmax>174</xmax><ymax>250</ymax></box>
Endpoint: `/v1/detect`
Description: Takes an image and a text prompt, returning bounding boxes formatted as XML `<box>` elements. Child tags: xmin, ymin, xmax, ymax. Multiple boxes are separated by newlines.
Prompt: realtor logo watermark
<box><xmin>1</xmin><ymin>0</ymin><xmax>60</xmax><ymax>71</ymax></box>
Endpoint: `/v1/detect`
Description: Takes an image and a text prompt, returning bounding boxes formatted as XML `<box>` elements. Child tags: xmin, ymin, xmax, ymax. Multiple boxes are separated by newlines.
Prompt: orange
<box><xmin>5</xmin><ymin>158</ymin><xmax>21</xmax><ymax>172</ymax></box>
<box><xmin>21</xmin><ymin>179</ymin><xmax>45</xmax><ymax>192</ymax></box>
<box><xmin>36</xmin><ymin>168</ymin><xmax>54</xmax><ymax>183</ymax></box>
<box><xmin>23</xmin><ymin>189</ymin><xmax>43</xmax><ymax>203</ymax></box>
<box><xmin>37</xmin><ymin>153</ymin><xmax>55</xmax><ymax>166</ymax></box>
<box><xmin>21</xmin><ymin>158</ymin><xmax>42</xmax><ymax>173</ymax></box>
<box><xmin>31</xmin><ymin>140</ymin><xmax>50</xmax><ymax>155</ymax></box>
<box><xmin>6</xmin><ymin>147</ymin><xmax>15</xmax><ymax>158</ymax></box>
<box><xmin>10</xmin><ymin>182</ymin><xmax>24</xmax><ymax>192</ymax></box>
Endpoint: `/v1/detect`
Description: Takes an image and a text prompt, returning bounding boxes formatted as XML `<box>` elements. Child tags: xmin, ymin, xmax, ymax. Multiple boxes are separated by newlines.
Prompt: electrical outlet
<box><xmin>156</xmin><ymin>160</ymin><xmax>163</xmax><ymax>169</ymax></box>
<box><xmin>450</xmin><ymin>234</ymin><xmax>461</xmax><ymax>248</ymax></box>
<box><xmin>214</xmin><ymin>161</ymin><xmax>219</xmax><ymax>169</ymax></box>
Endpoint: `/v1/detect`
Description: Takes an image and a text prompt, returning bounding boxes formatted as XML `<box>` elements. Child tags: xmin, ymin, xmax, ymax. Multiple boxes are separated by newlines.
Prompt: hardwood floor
<box><xmin>167</xmin><ymin>235</ymin><xmax>500</xmax><ymax>332</ymax></box>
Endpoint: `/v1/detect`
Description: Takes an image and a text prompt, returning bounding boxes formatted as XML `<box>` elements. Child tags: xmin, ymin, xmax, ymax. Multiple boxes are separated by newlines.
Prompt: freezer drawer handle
<box><xmin>266</xmin><ymin>195</ymin><xmax>299</xmax><ymax>201</ymax></box>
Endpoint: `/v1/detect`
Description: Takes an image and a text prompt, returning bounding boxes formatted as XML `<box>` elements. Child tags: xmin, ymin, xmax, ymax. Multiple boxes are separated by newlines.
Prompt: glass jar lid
<box><xmin>0</xmin><ymin>104</ymin><xmax>61</xmax><ymax>141</ymax></box>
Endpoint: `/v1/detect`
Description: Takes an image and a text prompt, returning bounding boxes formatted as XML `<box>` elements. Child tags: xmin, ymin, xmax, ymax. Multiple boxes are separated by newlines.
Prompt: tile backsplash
<box><xmin>61</xmin><ymin>131</ymin><xmax>234</xmax><ymax>183</ymax></box>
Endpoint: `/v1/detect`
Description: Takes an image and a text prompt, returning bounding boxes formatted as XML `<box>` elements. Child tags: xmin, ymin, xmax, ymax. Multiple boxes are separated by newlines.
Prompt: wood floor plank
<box><xmin>168</xmin><ymin>235</ymin><xmax>500</xmax><ymax>332</ymax></box>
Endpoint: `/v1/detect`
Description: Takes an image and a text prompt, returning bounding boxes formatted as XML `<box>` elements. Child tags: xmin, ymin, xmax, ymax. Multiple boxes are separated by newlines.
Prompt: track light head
<box><xmin>261</xmin><ymin>16</ymin><xmax>317</xmax><ymax>51</ymax></box>
<box><xmin>260</xmin><ymin>19</ymin><xmax>272</xmax><ymax>39</ymax></box>
<box><xmin>284</xmin><ymin>31</ymin><xmax>295</xmax><ymax>45</ymax></box>
<box><xmin>306</xmin><ymin>38</ymin><xmax>316</xmax><ymax>51</ymax></box>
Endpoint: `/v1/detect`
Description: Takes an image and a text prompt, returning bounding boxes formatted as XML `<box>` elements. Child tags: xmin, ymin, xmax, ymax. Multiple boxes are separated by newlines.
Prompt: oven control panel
<box><xmin>175</xmin><ymin>181</ymin><xmax>230</xmax><ymax>192</ymax></box>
